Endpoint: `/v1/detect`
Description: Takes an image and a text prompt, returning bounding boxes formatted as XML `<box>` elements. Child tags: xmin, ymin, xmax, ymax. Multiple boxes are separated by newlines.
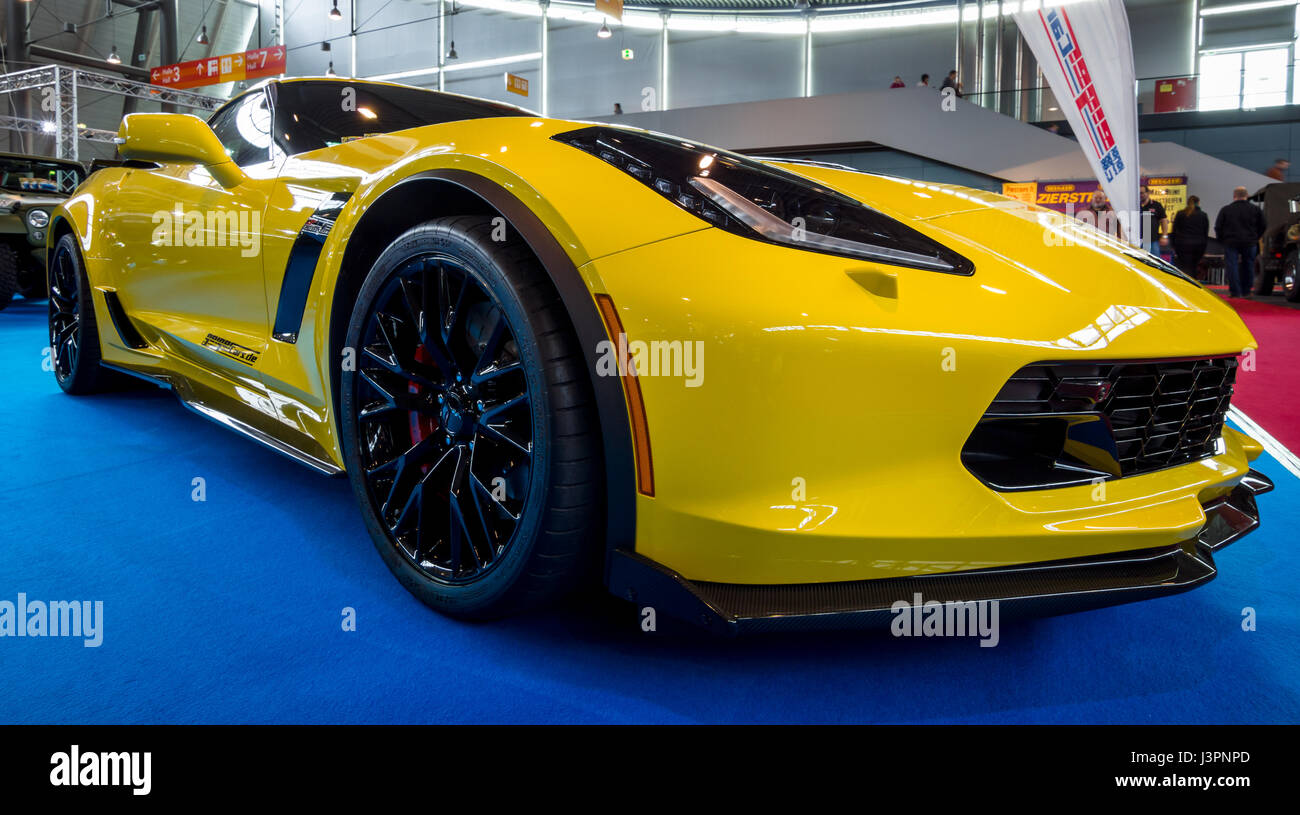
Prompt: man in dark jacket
<box><xmin>1215</xmin><ymin>186</ymin><xmax>1266</xmax><ymax>297</ymax></box>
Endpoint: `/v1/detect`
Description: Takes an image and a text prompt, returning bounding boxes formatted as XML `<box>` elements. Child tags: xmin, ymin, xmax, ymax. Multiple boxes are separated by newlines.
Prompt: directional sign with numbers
<box><xmin>150</xmin><ymin>46</ymin><xmax>287</xmax><ymax>90</ymax></box>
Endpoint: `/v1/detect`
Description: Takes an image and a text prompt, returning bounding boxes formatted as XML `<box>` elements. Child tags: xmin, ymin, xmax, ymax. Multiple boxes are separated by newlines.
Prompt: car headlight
<box><xmin>553</xmin><ymin>125</ymin><xmax>972</xmax><ymax>274</ymax></box>
<box><xmin>26</xmin><ymin>209</ymin><xmax>50</xmax><ymax>229</ymax></box>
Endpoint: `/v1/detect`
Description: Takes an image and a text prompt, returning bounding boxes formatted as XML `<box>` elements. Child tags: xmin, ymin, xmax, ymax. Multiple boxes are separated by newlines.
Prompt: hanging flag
<box><xmin>1014</xmin><ymin>0</ymin><xmax>1141</xmax><ymax>246</ymax></box>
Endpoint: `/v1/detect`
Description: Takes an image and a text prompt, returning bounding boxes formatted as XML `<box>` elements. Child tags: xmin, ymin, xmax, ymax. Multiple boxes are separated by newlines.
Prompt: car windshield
<box><xmin>270</xmin><ymin>80</ymin><xmax>531</xmax><ymax>156</ymax></box>
<box><xmin>0</xmin><ymin>157</ymin><xmax>84</xmax><ymax>194</ymax></box>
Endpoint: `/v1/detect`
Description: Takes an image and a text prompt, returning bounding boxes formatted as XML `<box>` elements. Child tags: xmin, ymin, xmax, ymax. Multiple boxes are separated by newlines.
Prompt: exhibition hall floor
<box><xmin>1</xmin><ymin>298</ymin><xmax>1297</xmax><ymax>724</ymax></box>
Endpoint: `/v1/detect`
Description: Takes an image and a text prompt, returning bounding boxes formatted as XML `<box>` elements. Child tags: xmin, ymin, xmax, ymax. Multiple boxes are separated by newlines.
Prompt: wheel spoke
<box><xmin>361</xmin><ymin>343</ymin><xmax>440</xmax><ymax>391</ymax></box>
<box><xmin>471</xmin><ymin>472</ymin><xmax>521</xmax><ymax>523</ymax></box>
<box><xmin>448</xmin><ymin>448</ymin><xmax>488</xmax><ymax>571</ymax></box>
<box><xmin>481</xmin><ymin>392</ymin><xmax>528</xmax><ymax>422</ymax></box>
<box><xmin>357</xmin><ymin>367</ymin><xmax>434</xmax><ymax>421</ymax></box>
<box><xmin>477</xmin><ymin>421</ymin><xmax>532</xmax><ymax>456</ymax></box>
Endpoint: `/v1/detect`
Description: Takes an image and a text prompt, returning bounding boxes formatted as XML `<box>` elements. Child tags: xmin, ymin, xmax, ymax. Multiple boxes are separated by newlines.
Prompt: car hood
<box><xmin>776</xmin><ymin>164</ymin><xmax>1246</xmax><ymax>326</ymax></box>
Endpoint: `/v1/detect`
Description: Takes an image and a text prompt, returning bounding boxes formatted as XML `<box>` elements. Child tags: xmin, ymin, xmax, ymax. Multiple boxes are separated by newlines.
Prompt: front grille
<box><xmin>984</xmin><ymin>356</ymin><xmax>1237</xmax><ymax>478</ymax></box>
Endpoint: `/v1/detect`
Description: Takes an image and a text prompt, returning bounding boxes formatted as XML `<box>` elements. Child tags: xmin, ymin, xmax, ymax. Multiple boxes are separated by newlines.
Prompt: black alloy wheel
<box><xmin>48</xmin><ymin>233</ymin><xmax>110</xmax><ymax>394</ymax></box>
<box><xmin>356</xmin><ymin>252</ymin><xmax>533</xmax><ymax>582</ymax></box>
<box><xmin>341</xmin><ymin>217</ymin><xmax>602</xmax><ymax>619</ymax></box>
<box><xmin>48</xmin><ymin>239</ymin><xmax>81</xmax><ymax>380</ymax></box>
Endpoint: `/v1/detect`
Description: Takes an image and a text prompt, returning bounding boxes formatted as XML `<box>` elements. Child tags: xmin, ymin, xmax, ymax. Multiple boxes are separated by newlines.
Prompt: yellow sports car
<box><xmin>48</xmin><ymin>77</ymin><xmax>1272</xmax><ymax>633</ymax></box>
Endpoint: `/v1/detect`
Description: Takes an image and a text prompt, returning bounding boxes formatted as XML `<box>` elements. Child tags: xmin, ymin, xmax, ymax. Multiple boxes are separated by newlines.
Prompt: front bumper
<box><xmin>609</xmin><ymin>469</ymin><xmax>1273</xmax><ymax>635</ymax></box>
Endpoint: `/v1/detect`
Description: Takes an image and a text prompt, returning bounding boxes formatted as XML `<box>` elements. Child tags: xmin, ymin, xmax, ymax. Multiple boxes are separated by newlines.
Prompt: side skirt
<box><xmin>101</xmin><ymin>361</ymin><xmax>344</xmax><ymax>476</ymax></box>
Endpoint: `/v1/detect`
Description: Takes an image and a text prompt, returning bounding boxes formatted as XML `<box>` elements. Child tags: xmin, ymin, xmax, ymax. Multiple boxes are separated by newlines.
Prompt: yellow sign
<box><xmin>505</xmin><ymin>73</ymin><xmax>529</xmax><ymax>97</ymax></box>
<box><xmin>1001</xmin><ymin>182</ymin><xmax>1038</xmax><ymax>205</ymax></box>
<box><xmin>1146</xmin><ymin>179</ymin><xmax>1188</xmax><ymax>215</ymax></box>
<box><xmin>595</xmin><ymin>0</ymin><xmax>623</xmax><ymax>22</ymax></box>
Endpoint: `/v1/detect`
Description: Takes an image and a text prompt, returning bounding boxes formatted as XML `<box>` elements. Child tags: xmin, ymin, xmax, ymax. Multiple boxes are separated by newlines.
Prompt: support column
<box><xmin>438</xmin><ymin>0</ymin><xmax>446</xmax><ymax>91</ymax></box>
<box><xmin>157</xmin><ymin>0</ymin><xmax>179</xmax><ymax>112</ymax></box>
<box><xmin>802</xmin><ymin>14</ymin><xmax>813</xmax><ymax>98</ymax></box>
<box><xmin>974</xmin><ymin>1</ymin><xmax>984</xmax><ymax>106</ymax></box>
<box><xmin>1013</xmin><ymin>26</ymin><xmax>1024</xmax><ymax>120</ymax></box>
<box><xmin>540</xmin><ymin>1</ymin><xmax>549</xmax><ymax>115</ymax></box>
<box><xmin>122</xmin><ymin>7</ymin><xmax>157</xmax><ymax>117</ymax></box>
<box><xmin>350</xmin><ymin>0</ymin><xmax>358</xmax><ymax>77</ymax></box>
<box><xmin>55</xmin><ymin>67</ymin><xmax>78</xmax><ymax>161</ymax></box>
<box><xmin>955</xmin><ymin>0</ymin><xmax>965</xmax><ymax>92</ymax></box>
<box><xmin>660</xmin><ymin>12</ymin><xmax>669</xmax><ymax>111</ymax></box>
<box><xmin>995</xmin><ymin>2</ymin><xmax>1005</xmax><ymax>114</ymax></box>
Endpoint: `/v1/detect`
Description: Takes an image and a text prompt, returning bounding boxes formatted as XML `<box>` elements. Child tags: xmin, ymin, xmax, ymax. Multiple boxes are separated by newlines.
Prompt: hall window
<box><xmin>1199</xmin><ymin>47</ymin><xmax>1291</xmax><ymax>111</ymax></box>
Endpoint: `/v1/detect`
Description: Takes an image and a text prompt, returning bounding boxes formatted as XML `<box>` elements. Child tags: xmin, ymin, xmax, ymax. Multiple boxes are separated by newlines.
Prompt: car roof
<box><xmin>208</xmin><ymin>76</ymin><xmax>537</xmax><ymax>121</ymax></box>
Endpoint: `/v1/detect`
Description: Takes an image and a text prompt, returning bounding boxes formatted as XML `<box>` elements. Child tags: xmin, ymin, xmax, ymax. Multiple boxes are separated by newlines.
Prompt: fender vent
<box><xmin>101</xmin><ymin>289</ymin><xmax>148</xmax><ymax>349</ymax></box>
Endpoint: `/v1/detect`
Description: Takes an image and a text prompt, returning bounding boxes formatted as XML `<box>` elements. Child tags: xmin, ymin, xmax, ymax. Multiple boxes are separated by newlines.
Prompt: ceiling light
<box><xmin>197</xmin><ymin>25</ymin><xmax>209</xmax><ymax>45</ymax></box>
<box><xmin>329</xmin><ymin>1</ymin><xmax>343</xmax><ymax>20</ymax></box>
<box><xmin>357</xmin><ymin>106</ymin><xmax>377</xmax><ymax>119</ymax></box>
<box><xmin>326</xmin><ymin>61</ymin><xmax>337</xmax><ymax>77</ymax></box>
<box><xmin>446</xmin><ymin>41</ymin><xmax>458</xmax><ymax>60</ymax></box>
<box><xmin>597</xmin><ymin>21</ymin><xmax>612</xmax><ymax>39</ymax></box>
<box><xmin>106</xmin><ymin>46</ymin><xmax>121</xmax><ymax>64</ymax></box>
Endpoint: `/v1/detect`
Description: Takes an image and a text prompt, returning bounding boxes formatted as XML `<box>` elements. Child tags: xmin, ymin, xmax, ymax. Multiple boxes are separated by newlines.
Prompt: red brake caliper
<box><xmin>408</xmin><ymin>345</ymin><xmax>440</xmax><ymax>470</ymax></box>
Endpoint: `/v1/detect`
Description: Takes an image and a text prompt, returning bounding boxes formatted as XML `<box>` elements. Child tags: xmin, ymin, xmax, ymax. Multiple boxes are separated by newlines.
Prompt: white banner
<box><xmin>1015</xmin><ymin>0</ymin><xmax>1141</xmax><ymax>246</ymax></box>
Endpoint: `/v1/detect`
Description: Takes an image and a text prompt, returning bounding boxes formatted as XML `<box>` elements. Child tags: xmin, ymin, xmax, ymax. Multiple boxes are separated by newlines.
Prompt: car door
<box><xmin>104</xmin><ymin>89</ymin><xmax>282</xmax><ymax>376</ymax></box>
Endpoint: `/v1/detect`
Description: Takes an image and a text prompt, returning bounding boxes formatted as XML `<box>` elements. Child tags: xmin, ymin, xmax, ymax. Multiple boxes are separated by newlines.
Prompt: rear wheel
<box><xmin>340</xmin><ymin>216</ymin><xmax>603</xmax><ymax>619</ymax></box>
<box><xmin>0</xmin><ymin>244</ymin><xmax>18</xmax><ymax>312</ymax></box>
<box><xmin>48</xmin><ymin>233</ymin><xmax>111</xmax><ymax>394</ymax></box>
<box><xmin>1282</xmin><ymin>251</ymin><xmax>1300</xmax><ymax>303</ymax></box>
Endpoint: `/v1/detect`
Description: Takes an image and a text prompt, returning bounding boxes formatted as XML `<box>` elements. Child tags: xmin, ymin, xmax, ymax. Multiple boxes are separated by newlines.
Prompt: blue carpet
<box><xmin>1</xmin><ymin>297</ymin><xmax>1297</xmax><ymax>724</ymax></box>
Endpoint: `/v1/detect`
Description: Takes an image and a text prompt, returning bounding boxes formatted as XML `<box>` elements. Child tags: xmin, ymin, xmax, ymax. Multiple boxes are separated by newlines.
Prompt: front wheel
<box><xmin>1282</xmin><ymin>251</ymin><xmax>1300</xmax><ymax>303</ymax></box>
<box><xmin>340</xmin><ymin>216</ymin><xmax>603</xmax><ymax>619</ymax></box>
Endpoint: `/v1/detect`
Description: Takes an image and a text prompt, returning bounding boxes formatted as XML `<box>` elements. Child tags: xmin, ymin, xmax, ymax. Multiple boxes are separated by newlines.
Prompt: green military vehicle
<box><xmin>0</xmin><ymin>152</ymin><xmax>87</xmax><ymax>311</ymax></box>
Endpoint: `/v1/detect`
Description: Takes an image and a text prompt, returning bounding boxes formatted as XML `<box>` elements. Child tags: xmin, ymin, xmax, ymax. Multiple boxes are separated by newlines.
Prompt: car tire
<box><xmin>48</xmin><ymin>233</ymin><xmax>112</xmax><ymax>395</ymax></box>
<box><xmin>1283</xmin><ymin>251</ymin><xmax>1300</xmax><ymax>303</ymax></box>
<box><xmin>0</xmin><ymin>244</ymin><xmax>18</xmax><ymax>312</ymax></box>
<box><xmin>1252</xmin><ymin>256</ymin><xmax>1274</xmax><ymax>296</ymax></box>
<box><xmin>340</xmin><ymin>216</ymin><xmax>603</xmax><ymax>619</ymax></box>
<box><xmin>19</xmin><ymin>259</ymin><xmax>48</xmax><ymax>300</ymax></box>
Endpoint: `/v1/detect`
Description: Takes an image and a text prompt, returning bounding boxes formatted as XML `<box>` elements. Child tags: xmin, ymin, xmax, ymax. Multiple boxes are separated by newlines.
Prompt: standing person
<box><xmin>613</xmin><ymin>103</ymin><xmax>624</xmax><ymax>115</ymax></box>
<box><xmin>1265</xmin><ymin>158</ymin><xmax>1289</xmax><ymax>181</ymax></box>
<box><xmin>890</xmin><ymin>76</ymin><xmax>905</xmax><ymax>89</ymax></box>
<box><xmin>1170</xmin><ymin>195</ymin><xmax>1209</xmax><ymax>279</ymax></box>
<box><xmin>1081</xmin><ymin>190</ymin><xmax>1116</xmax><ymax>238</ymax></box>
<box><xmin>917</xmin><ymin>74</ymin><xmax>930</xmax><ymax>88</ymax></box>
<box><xmin>1140</xmin><ymin>185</ymin><xmax>1168</xmax><ymax>256</ymax></box>
<box><xmin>1214</xmin><ymin>186</ymin><xmax>1266</xmax><ymax>298</ymax></box>
<box><xmin>940</xmin><ymin>70</ymin><xmax>962</xmax><ymax>97</ymax></box>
